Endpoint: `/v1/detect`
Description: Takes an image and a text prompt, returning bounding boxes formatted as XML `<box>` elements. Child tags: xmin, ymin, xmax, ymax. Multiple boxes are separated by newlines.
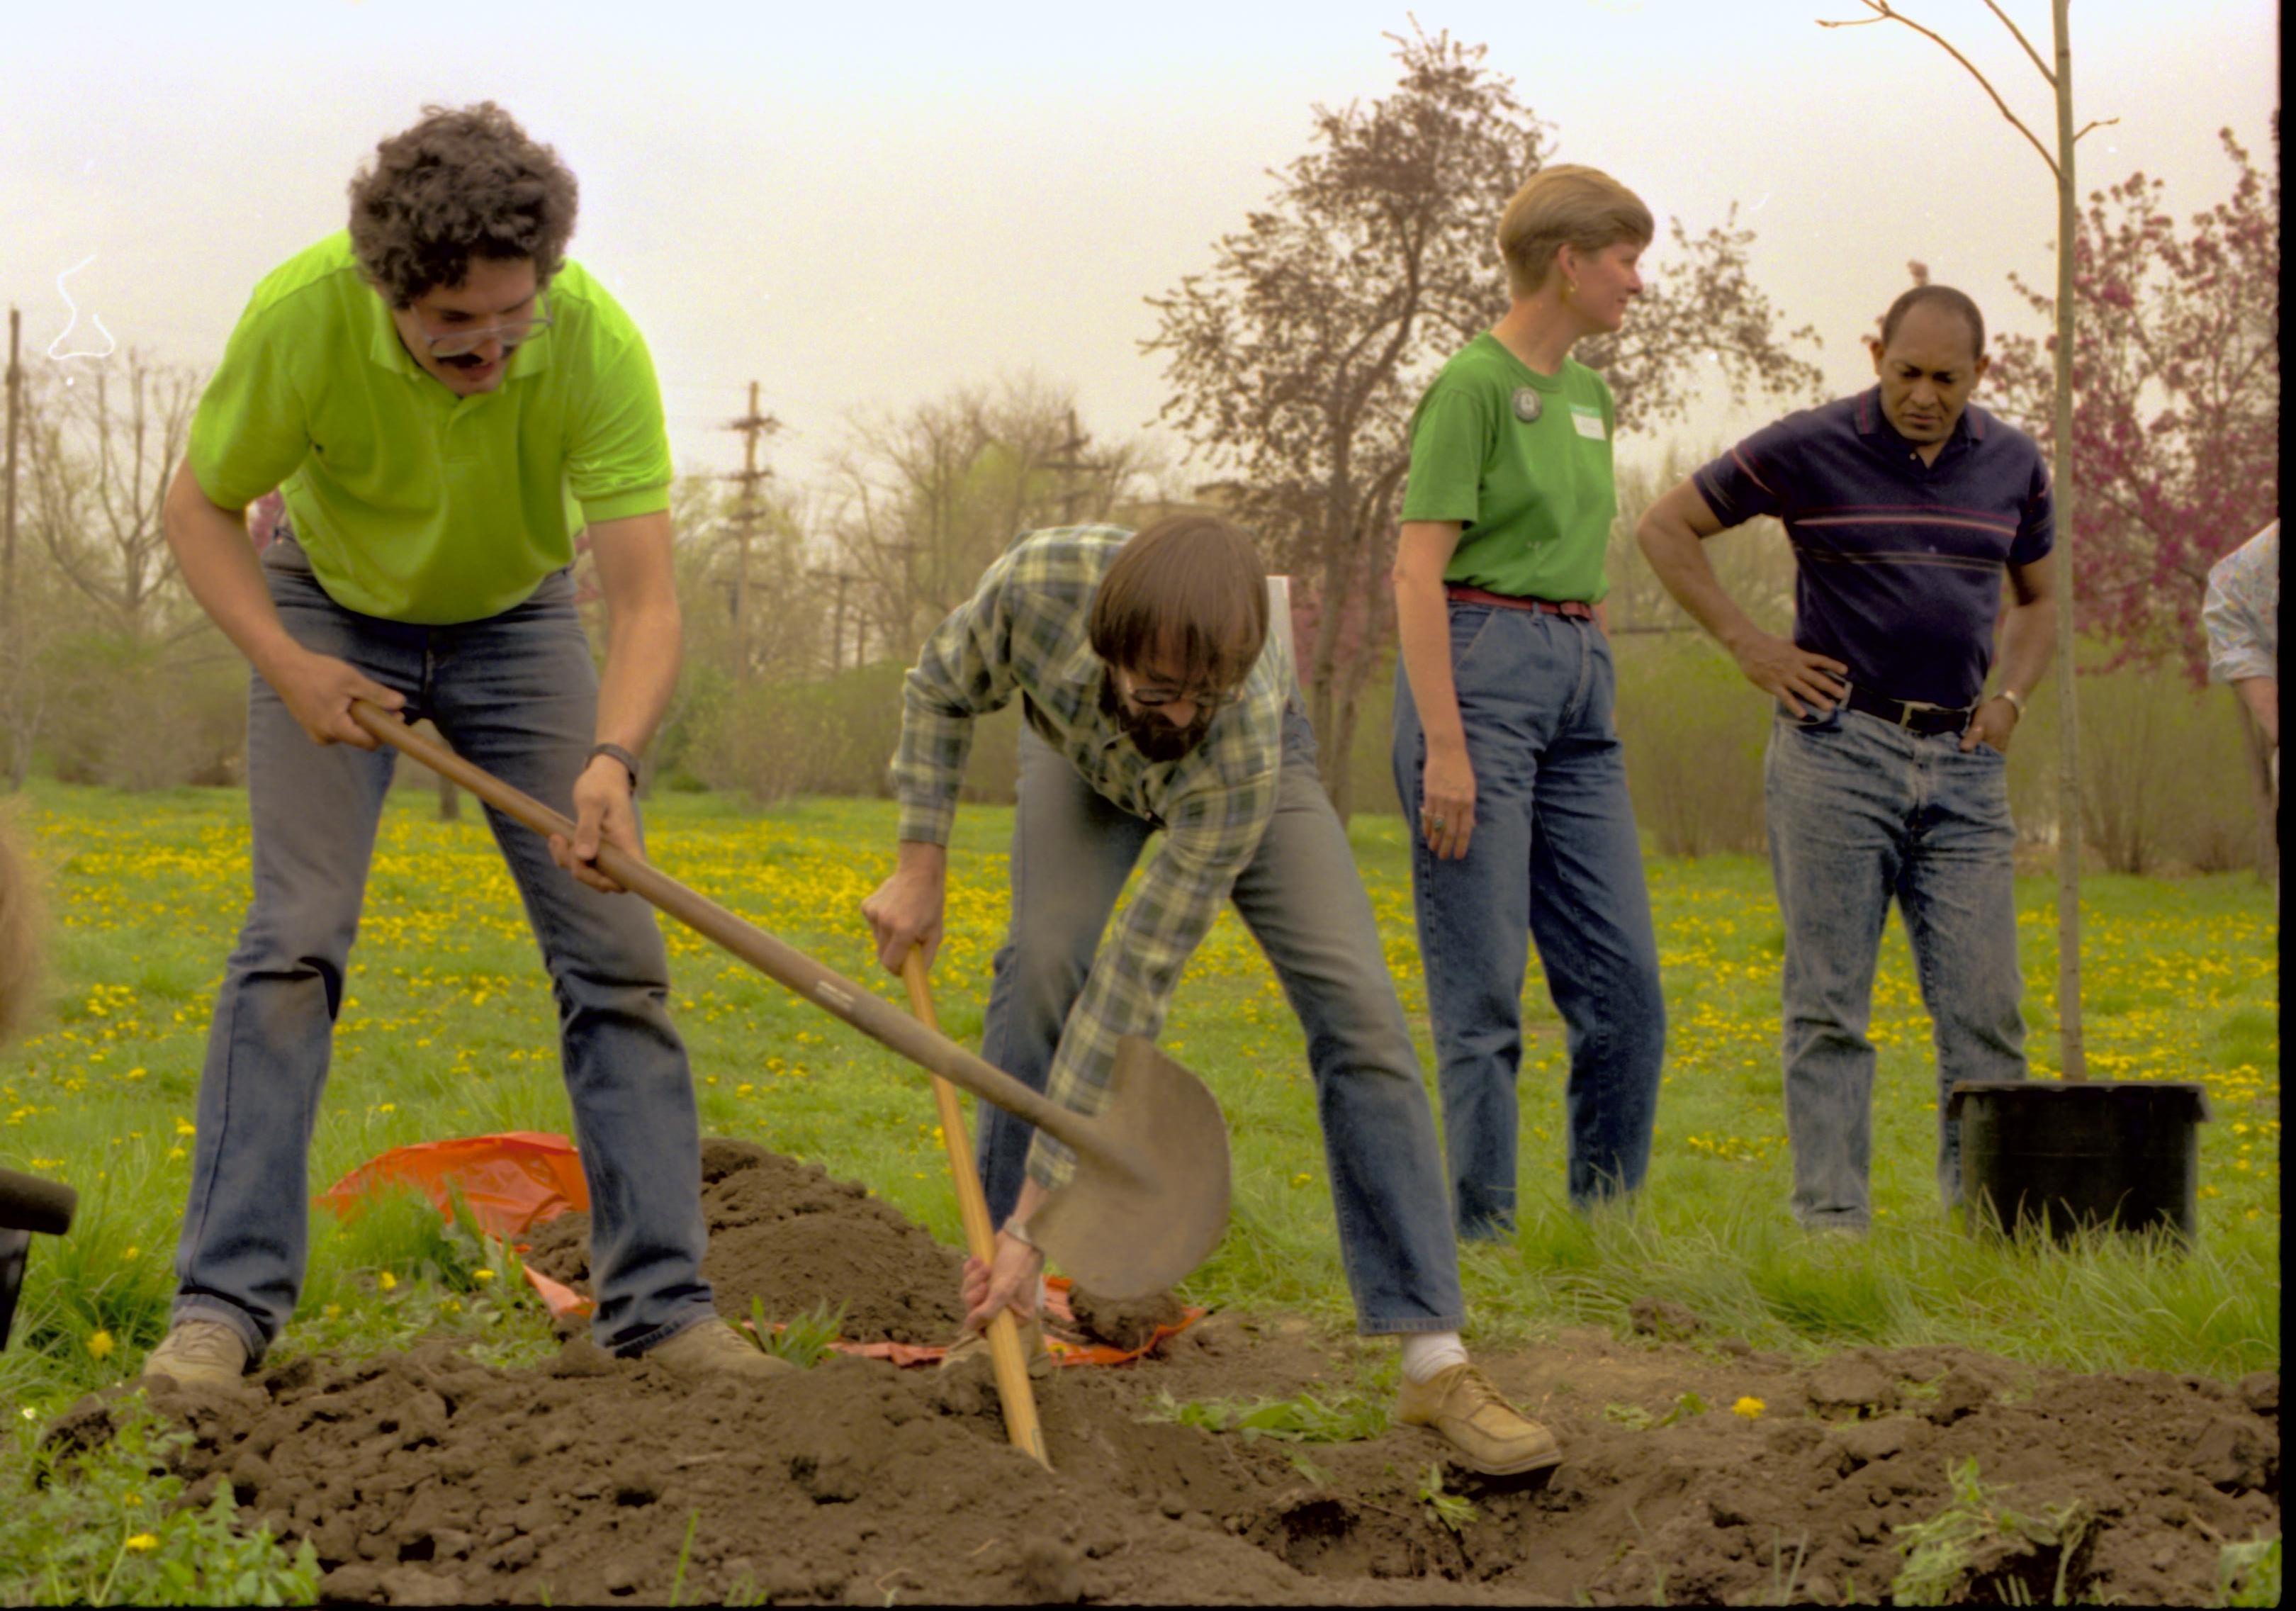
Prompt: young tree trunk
<box><xmin>2049</xmin><ymin>0</ymin><xmax>2088</xmax><ymax>1083</ymax></box>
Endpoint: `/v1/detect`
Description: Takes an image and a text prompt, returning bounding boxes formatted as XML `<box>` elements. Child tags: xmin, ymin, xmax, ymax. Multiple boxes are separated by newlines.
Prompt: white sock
<box><xmin>1399</xmin><ymin>1331</ymin><xmax>1470</xmax><ymax>1385</ymax></box>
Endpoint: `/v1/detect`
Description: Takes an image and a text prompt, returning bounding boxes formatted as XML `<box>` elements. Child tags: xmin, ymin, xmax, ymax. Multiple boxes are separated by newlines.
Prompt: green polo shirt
<box><xmin>187</xmin><ymin>232</ymin><xmax>673</xmax><ymax>624</ymax></box>
<box><xmin>1399</xmin><ymin>332</ymin><xmax>1619</xmax><ymax>603</ymax></box>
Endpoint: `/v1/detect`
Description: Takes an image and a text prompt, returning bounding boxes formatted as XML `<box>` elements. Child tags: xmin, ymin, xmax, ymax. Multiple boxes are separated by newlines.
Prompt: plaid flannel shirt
<box><xmin>2204</xmin><ymin>521</ymin><xmax>2279</xmax><ymax>686</ymax></box>
<box><xmin>890</xmin><ymin>526</ymin><xmax>1292</xmax><ymax>1190</ymax></box>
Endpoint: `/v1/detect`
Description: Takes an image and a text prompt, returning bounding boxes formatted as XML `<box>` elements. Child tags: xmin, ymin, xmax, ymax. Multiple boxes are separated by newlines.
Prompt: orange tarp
<box><xmin>320</xmin><ymin>1134</ymin><xmax>1202</xmax><ymax>1365</ymax></box>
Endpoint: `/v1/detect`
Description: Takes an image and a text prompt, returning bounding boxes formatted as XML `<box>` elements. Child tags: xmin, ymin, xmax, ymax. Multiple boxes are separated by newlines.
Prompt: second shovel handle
<box><xmin>902</xmin><ymin>953</ymin><xmax>1000</xmax><ymax>1262</ymax></box>
<box><xmin>903</xmin><ymin>951</ymin><xmax>1050</xmax><ymax>1470</ymax></box>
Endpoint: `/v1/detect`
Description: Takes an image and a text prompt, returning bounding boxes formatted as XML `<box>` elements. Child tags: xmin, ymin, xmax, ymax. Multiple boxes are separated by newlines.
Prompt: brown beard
<box><xmin>1103</xmin><ymin>676</ymin><xmax>1212</xmax><ymax>763</ymax></box>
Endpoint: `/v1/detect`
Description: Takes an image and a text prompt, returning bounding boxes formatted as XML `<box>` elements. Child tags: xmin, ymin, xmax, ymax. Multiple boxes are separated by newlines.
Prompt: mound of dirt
<box><xmin>522</xmin><ymin>1139</ymin><xmax>966</xmax><ymax>1345</ymax></box>
<box><xmin>77</xmin><ymin>1140</ymin><xmax>2278</xmax><ymax>1605</ymax></box>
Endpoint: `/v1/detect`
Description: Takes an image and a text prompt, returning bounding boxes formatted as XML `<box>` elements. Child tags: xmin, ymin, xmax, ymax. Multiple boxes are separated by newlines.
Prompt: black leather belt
<box><xmin>1843</xmin><ymin>684</ymin><xmax>1974</xmax><ymax>737</ymax></box>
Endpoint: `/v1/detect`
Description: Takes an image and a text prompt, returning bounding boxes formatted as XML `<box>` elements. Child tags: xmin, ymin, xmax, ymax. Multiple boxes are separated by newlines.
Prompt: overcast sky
<box><xmin>2</xmin><ymin>0</ymin><xmax>2278</xmax><ymax>501</ymax></box>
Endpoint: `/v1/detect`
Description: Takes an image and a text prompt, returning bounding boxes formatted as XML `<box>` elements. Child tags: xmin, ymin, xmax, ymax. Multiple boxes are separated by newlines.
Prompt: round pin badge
<box><xmin>1511</xmin><ymin>387</ymin><xmax>1543</xmax><ymax>423</ymax></box>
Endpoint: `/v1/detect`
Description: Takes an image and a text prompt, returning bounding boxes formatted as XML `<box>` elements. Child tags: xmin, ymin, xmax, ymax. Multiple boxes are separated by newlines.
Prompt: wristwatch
<box><xmin>587</xmin><ymin>742</ymin><xmax>642</xmax><ymax>790</ymax></box>
<box><xmin>1997</xmin><ymin>689</ymin><xmax>2027</xmax><ymax>717</ymax></box>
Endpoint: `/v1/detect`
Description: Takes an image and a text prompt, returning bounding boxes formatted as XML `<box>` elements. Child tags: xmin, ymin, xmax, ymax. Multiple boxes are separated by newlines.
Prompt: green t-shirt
<box><xmin>1399</xmin><ymin>332</ymin><xmax>1619</xmax><ymax>603</ymax></box>
<box><xmin>187</xmin><ymin>232</ymin><xmax>673</xmax><ymax>624</ymax></box>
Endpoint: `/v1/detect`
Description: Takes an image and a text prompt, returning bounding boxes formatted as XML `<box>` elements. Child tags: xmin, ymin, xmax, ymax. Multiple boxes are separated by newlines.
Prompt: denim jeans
<box><xmin>974</xmin><ymin>709</ymin><xmax>1465</xmax><ymax>1335</ymax></box>
<box><xmin>1392</xmin><ymin>606</ymin><xmax>1666</xmax><ymax>1236</ymax></box>
<box><xmin>172</xmin><ymin>541</ymin><xmax>717</xmax><ymax>1359</ymax></box>
<box><xmin>1765</xmin><ymin>707</ymin><xmax>2027</xmax><ymax>1230</ymax></box>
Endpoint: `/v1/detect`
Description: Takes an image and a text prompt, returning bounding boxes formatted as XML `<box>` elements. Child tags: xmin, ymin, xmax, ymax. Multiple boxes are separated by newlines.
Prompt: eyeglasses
<box><xmin>422</xmin><ymin>298</ymin><xmax>551</xmax><ymax>359</ymax></box>
<box><xmin>1127</xmin><ymin>682</ymin><xmax>1239</xmax><ymax>712</ymax></box>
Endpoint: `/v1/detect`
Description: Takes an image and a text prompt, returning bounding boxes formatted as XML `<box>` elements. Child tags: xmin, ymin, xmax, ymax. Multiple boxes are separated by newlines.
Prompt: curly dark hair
<box><xmin>347</xmin><ymin>102</ymin><xmax>579</xmax><ymax>308</ymax></box>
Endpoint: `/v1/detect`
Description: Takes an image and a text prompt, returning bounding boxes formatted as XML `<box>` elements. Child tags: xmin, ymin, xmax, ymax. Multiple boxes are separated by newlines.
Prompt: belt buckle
<box><xmin>1898</xmin><ymin>697</ymin><xmax>1945</xmax><ymax>729</ymax></box>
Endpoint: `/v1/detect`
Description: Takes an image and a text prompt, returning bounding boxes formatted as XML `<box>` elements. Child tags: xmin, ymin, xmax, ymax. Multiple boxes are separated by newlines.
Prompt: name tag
<box><xmin>1571</xmin><ymin>406</ymin><xmax>1607</xmax><ymax>441</ymax></box>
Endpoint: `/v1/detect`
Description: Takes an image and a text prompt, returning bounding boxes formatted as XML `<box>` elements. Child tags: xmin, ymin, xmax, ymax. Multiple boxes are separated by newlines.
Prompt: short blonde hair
<box><xmin>1496</xmin><ymin>164</ymin><xmax>1653</xmax><ymax>298</ymax></box>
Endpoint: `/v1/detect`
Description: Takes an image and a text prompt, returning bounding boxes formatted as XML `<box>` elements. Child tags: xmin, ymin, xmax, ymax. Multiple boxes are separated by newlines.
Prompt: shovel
<box><xmin>903</xmin><ymin>950</ymin><xmax>1049</xmax><ymax>1469</ymax></box>
<box><xmin>347</xmin><ymin>700</ymin><xmax>1230</xmax><ymax>1299</ymax></box>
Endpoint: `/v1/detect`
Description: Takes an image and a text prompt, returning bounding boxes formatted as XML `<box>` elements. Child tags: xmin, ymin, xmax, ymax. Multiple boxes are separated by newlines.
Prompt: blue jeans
<box><xmin>1392</xmin><ymin>606</ymin><xmax>1666</xmax><ymax>1235</ymax></box>
<box><xmin>172</xmin><ymin>542</ymin><xmax>717</xmax><ymax>1359</ymax></box>
<box><xmin>1765</xmin><ymin>707</ymin><xmax>2028</xmax><ymax>1229</ymax></box>
<box><xmin>974</xmin><ymin>709</ymin><xmax>1465</xmax><ymax>1335</ymax></box>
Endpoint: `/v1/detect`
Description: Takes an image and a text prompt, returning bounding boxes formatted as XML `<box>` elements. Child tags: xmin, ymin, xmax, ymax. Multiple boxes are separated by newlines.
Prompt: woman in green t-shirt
<box><xmin>1390</xmin><ymin>164</ymin><xmax>1667</xmax><ymax>1238</ymax></box>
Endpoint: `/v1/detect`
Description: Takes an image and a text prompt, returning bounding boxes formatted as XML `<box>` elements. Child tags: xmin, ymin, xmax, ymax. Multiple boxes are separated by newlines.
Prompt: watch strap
<box><xmin>588</xmin><ymin>742</ymin><xmax>641</xmax><ymax>789</ymax></box>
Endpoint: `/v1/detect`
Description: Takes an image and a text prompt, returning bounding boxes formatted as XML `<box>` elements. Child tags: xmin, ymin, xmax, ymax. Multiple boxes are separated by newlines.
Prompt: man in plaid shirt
<box><xmin>865</xmin><ymin>515</ymin><xmax>1558</xmax><ymax>1475</ymax></box>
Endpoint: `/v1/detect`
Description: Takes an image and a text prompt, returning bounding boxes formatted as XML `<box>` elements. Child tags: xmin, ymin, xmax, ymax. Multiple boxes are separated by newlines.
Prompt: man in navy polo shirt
<box><xmin>1636</xmin><ymin>285</ymin><xmax>2056</xmax><ymax>1233</ymax></box>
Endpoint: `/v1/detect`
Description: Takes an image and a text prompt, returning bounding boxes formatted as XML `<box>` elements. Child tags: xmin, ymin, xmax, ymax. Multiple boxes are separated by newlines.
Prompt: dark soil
<box><xmin>85</xmin><ymin>1140</ymin><xmax>2278</xmax><ymax>1604</ymax></box>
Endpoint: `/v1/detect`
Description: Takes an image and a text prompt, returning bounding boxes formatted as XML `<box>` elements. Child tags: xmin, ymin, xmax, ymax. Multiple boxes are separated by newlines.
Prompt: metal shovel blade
<box><xmin>1024</xmin><ymin>1035</ymin><xmax>1230</xmax><ymax>1300</ymax></box>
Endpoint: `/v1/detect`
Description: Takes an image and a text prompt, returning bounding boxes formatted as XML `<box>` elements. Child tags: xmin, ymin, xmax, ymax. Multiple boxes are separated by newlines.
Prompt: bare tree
<box><xmin>1146</xmin><ymin>23</ymin><xmax>1823</xmax><ymax>816</ymax></box>
<box><xmin>826</xmin><ymin>374</ymin><xmax>1154</xmax><ymax>665</ymax></box>
<box><xmin>21</xmin><ymin>354</ymin><xmax>202</xmax><ymax>641</ymax></box>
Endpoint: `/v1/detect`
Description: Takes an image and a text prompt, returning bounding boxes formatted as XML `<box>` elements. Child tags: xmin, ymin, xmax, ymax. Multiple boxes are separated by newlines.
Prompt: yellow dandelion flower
<box><xmin>1732</xmin><ymin>1396</ymin><xmax>1765</xmax><ymax>1420</ymax></box>
<box><xmin>174</xmin><ymin>1118</ymin><xmax>195</xmax><ymax>1137</ymax></box>
<box><xmin>377</xmin><ymin>1272</ymin><xmax>398</xmax><ymax>1291</ymax></box>
<box><xmin>120</xmin><ymin>1247</ymin><xmax>138</xmax><ymax>1262</ymax></box>
<box><xmin>86</xmin><ymin>1330</ymin><xmax>116</xmax><ymax>1360</ymax></box>
<box><xmin>473</xmin><ymin>1268</ymin><xmax>495</xmax><ymax>1283</ymax></box>
<box><xmin>124</xmin><ymin>1534</ymin><xmax>159</xmax><ymax>1552</ymax></box>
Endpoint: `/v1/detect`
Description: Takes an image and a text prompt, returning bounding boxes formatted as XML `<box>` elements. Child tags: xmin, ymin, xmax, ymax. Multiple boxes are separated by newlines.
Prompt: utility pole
<box><xmin>724</xmin><ymin>382</ymin><xmax>781</xmax><ymax>685</ymax></box>
<box><xmin>1042</xmin><ymin>406</ymin><xmax>1096</xmax><ymax>526</ymax></box>
<box><xmin>807</xmin><ymin>568</ymin><xmax>862</xmax><ymax>675</ymax></box>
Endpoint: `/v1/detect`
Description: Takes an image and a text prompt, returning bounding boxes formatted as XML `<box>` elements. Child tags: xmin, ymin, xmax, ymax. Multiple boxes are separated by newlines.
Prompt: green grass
<box><xmin>0</xmin><ymin>1397</ymin><xmax>318</xmax><ymax>1605</ymax></box>
<box><xmin>1889</xmin><ymin>1456</ymin><xmax>2091</xmax><ymax>1606</ymax></box>
<box><xmin>0</xmin><ymin>780</ymin><xmax>2278</xmax><ymax>1437</ymax></box>
<box><xmin>1145</xmin><ymin>1385</ymin><xmax>1392</xmax><ymax>1443</ymax></box>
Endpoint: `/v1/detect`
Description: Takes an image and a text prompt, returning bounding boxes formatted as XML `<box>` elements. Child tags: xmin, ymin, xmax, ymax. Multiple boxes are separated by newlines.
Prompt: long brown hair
<box><xmin>1089</xmin><ymin>517</ymin><xmax>1269</xmax><ymax>689</ymax></box>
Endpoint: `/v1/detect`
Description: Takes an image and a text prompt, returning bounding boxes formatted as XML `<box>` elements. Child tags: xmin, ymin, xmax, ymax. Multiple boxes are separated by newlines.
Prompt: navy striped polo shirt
<box><xmin>1694</xmin><ymin>388</ymin><xmax>2054</xmax><ymax>709</ymax></box>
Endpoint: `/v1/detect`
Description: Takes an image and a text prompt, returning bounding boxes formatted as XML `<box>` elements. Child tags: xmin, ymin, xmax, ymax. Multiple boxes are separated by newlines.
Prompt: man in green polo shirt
<box><xmin>143</xmin><ymin>102</ymin><xmax>779</xmax><ymax>1388</ymax></box>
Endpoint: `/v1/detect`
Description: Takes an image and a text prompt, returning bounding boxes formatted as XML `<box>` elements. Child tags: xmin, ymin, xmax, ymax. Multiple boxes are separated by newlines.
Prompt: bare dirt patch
<box><xmin>88</xmin><ymin>1140</ymin><xmax>2276</xmax><ymax>1603</ymax></box>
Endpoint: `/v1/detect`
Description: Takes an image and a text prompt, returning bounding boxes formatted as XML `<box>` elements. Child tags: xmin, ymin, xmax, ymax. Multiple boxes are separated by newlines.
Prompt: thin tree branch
<box><xmin>2072</xmin><ymin>116</ymin><xmax>2120</xmax><ymax>142</ymax></box>
<box><xmin>1818</xmin><ymin>0</ymin><xmax>2059</xmax><ymax>178</ymax></box>
<box><xmin>1979</xmin><ymin>0</ymin><xmax>2054</xmax><ymax>86</ymax></box>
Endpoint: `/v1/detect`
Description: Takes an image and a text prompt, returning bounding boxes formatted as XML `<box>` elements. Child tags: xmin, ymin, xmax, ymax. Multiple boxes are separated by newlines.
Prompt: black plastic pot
<box><xmin>1948</xmin><ymin>1079</ymin><xmax>2211</xmax><ymax>1242</ymax></box>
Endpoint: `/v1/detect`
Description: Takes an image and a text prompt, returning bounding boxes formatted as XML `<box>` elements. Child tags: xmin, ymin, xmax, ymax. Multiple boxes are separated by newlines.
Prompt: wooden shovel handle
<box><xmin>904</xmin><ymin>951</ymin><xmax>1051</xmax><ymax>1470</ymax></box>
<box><xmin>342</xmin><ymin>701</ymin><xmax>1125</xmax><ymax>1171</ymax></box>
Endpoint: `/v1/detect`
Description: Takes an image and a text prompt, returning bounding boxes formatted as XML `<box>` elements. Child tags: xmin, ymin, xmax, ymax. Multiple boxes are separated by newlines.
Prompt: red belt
<box><xmin>1445</xmin><ymin>583</ymin><xmax>1595</xmax><ymax>620</ymax></box>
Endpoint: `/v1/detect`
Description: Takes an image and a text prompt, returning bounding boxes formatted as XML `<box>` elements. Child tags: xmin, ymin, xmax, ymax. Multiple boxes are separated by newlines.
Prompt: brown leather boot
<box><xmin>645</xmin><ymin>1318</ymin><xmax>798</xmax><ymax>1380</ymax></box>
<box><xmin>1396</xmin><ymin>1363</ymin><xmax>1563</xmax><ymax>1476</ymax></box>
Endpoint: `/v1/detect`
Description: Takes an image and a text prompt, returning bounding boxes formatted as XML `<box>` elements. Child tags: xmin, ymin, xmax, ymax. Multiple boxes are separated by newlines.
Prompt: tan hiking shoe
<box><xmin>645</xmin><ymin>1318</ymin><xmax>797</xmax><ymax>1381</ymax></box>
<box><xmin>142</xmin><ymin>1319</ymin><xmax>249</xmax><ymax>1388</ymax></box>
<box><xmin>1397</xmin><ymin>1363</ymin><xmax>1563</xmax><ymax>1476</ymax></box>
<box><xmin>937</xmin><ymin>1317</ymin><xmax>1053</xmax><ymax>1379</ymax></box>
